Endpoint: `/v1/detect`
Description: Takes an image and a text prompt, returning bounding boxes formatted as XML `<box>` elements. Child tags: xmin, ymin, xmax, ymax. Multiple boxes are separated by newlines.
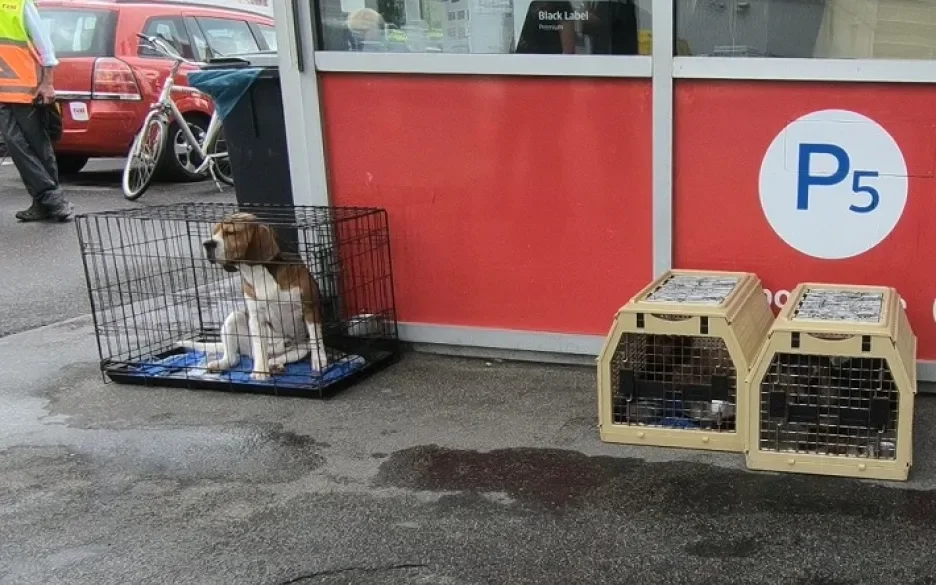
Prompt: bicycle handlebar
<box><xmin>136</xmin><ymin>32</ymin><xmax>194</xmax><ymax>65</ymax></box>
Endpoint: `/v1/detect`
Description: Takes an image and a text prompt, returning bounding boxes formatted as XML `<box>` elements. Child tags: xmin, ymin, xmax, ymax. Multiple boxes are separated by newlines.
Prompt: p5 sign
<box><xmin>759</xmin><ymin>109</ymin><xmax>908</xmax><ymax>260</ymax></box>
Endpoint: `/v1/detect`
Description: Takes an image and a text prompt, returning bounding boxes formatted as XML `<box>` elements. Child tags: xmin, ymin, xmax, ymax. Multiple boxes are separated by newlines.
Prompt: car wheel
<box><xmin>157</xmin><ymin>113</ymin><xmax>210</xmax><ymax>182</ymax></box>
<box><xmin>56</xmin><ymin>154</ymin><xmax>89</xmax><ymax>175</ymax></box>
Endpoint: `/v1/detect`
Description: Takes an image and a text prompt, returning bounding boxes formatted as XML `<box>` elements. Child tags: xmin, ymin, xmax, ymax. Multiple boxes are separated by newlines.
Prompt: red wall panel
<box><xmin>320</xmin><ymin>74</ymin><xmax>653</xmax><ymax>335</ymax></box>
<box><xmin>674</xmin><ymin>80</ymin><xmax>936</xmax><ymax>358</ymax></box>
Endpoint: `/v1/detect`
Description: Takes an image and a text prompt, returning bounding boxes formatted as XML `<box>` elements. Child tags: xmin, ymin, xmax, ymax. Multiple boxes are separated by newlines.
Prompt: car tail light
<box><xmin>92</xmin><ymin>58</ymin><xmax>142</xmax><ymax>101</ymax></box>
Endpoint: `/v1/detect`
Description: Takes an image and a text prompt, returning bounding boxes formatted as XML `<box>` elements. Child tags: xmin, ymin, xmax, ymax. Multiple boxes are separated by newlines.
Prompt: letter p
<box><xmin>796</xmin><ymin>143</ymin><xmax>850</xmax><ymax>211</ymax></box>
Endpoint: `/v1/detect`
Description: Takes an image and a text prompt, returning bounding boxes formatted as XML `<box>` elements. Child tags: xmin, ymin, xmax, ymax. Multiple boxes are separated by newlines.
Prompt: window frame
<box><xmin>314</xmin><ymin>52</ymin><xmax>650</xmax><ymax>77</ymax></box>
<box><xmin>673</xmin><ymin>56</ymin><xmax>936</xmax><ymax>84</ymax></box>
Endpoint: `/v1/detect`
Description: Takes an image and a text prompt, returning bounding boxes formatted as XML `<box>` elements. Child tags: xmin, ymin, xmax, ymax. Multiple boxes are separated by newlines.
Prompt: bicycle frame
<box><xmin>148</xmin><ymin>55</ymin><xmax>227</xmax><ymax>176</ymax></box>
<box><xmin>194</xmin><ymin>111</ymin><xmax>227</xmax><ymax>177</ymax></box>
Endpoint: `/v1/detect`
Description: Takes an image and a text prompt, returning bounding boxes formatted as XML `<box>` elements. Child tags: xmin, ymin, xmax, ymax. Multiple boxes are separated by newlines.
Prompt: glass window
<box><xmin>258</xmin><ymin>23</ymin><xmax>278</xmax><ymax>50</ymax></box>
<box><xmin>676</xmin><ymin>0</ymin><xmax>936</xmax><ymax>60</ymax></box>
<box><xmin>139</xmin><ymin>17</ymin><xmax>195</xmax><ymax>59</ymax></box>
<box><xmin>317</xmin><ymin>0</ymin><xmax>653</xmax><ymax>54</ymax></box>
<box><xmin>39</xmin><ymin>8</ymin><xmax>115</xmax><ymax>58</ymax></box>
<box><xmin>195</xmin><ymin>17</ymin><xmax>261</xmax><ymax>56</ymax></box>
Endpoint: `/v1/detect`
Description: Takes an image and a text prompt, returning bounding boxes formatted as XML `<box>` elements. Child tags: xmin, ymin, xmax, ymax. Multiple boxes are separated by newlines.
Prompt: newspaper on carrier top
<box><xmin>643</xmin><ymin>275</ymin><xmax>741</xmax><ymax>306</ymax></box>
<box><xmin>793</xmin><ymin>289</ymin><xmax>884</xmax><ymax>323</ymax></box>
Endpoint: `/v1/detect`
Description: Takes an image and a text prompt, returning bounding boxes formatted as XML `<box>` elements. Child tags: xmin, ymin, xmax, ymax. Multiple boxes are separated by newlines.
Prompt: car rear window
<box><xmin>194</xmin><ymin>17</ymin><xmax>260</xmax><ymax>56</ymax></box>
<box><xmin>39</xmin><ymin>8</ymin><xmax>115</xmax><ymax>58</ymax></box>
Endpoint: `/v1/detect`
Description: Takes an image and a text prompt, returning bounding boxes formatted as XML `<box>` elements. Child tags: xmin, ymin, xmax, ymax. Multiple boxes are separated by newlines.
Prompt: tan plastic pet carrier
<box><xmin>746</xmin><ymin>284</ymin><xmax>916</xmax><ymax>481</ymax></box>
<box><xmin>597</xmin><ymin>270</ymin><xmax>773</xmax><ymax>452</ymax></box>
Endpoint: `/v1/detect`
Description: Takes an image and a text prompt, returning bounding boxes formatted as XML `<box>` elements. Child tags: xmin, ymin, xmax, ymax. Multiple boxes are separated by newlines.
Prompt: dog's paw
<box><xmin>250</xmin><ymin>370</ymin><xmax>271</xmax><ymax>382</ymax></box>
<box><xmin>206</xmin><ymin>360</ymin><xmax>229</xmax><ymax>373</ymax></box>
<box><xmin>267</xmin><ymin>360</ymin><xmax>285</xmax><ymax>375</ymax></box>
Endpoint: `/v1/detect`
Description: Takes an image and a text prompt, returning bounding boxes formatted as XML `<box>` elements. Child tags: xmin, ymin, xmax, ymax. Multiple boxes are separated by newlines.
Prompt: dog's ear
<box><xmin>245</xmin><ymin>223</ymin><xmax>279</xmax><ymax>264</ymax></box>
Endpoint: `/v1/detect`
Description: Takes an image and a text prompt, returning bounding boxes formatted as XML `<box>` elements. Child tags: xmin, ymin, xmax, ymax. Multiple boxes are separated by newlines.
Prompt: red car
<box><xmin>35</xmin><ymin>0</ymin><xmax>276</xmax><ymax>179</ymax></box>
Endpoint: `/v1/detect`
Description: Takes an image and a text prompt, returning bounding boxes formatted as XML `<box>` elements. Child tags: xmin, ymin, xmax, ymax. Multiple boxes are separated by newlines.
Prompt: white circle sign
<box><xmin>759</xmin><ymin>109</ymin><xmax>908</xmax><ymax>260</ymax></box>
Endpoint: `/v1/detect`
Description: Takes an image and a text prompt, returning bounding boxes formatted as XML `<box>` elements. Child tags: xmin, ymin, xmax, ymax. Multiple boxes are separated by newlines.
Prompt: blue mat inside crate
<box><xmin>133</xmin><ymin>349</ymin><xmax>365</xmax><ymax>388</ymax></box>
<box><xmin>660</xmin><ymin>416</ymin><xmax>700</xmax><ymax>429</ymax></box>
<box><xmin>646</xmin><ymin>399</ymin><xmax>726</xmax><ymax>429</ymax></box>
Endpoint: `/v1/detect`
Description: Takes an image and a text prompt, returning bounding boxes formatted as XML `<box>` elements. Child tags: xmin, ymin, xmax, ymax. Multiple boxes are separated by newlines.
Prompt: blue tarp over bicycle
<box><xmin>187</xmin><ymin>68</ymin><xmax>264</xmax><ymax>122</ymax></box>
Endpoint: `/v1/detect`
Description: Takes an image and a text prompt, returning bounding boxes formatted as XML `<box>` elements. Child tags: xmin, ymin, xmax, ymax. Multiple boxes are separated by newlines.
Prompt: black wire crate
<box><xmin>75</xmin><ymin>202</ymin><xmax>400</xmax><ymax>398</ymax></box>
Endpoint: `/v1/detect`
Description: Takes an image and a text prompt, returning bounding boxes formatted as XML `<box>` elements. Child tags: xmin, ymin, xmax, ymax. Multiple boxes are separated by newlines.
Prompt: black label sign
<box><xmin>514</xmin><ymin>0</ymin><xmax>638</xmax><ymax>55</ymax></box>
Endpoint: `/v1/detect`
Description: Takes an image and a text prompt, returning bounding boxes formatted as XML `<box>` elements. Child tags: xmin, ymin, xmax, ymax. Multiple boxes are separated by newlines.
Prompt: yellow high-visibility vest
<box><xmin>0</xmin><ymin>0</ymin><xmax>39</xmax><ymax>104</ymax></box>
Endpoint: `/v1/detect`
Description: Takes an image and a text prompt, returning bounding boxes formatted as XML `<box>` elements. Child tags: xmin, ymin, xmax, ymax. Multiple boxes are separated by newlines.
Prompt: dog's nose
<box><xmin>203</xmin><ymin>240</ymin><xmax>217</xmax><ymax>251</ymax></box>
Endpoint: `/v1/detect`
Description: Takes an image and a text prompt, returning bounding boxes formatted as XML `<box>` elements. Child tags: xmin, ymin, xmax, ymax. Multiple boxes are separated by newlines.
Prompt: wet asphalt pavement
<box><xmin>0</xmin><ymin>158</ymin><xmax>234</xmax><ymax>337</ymax></box>
<box><xmin>2</xmin><ymin>161</ymin><xmax>936</xmax><ymax>584</ymax></box>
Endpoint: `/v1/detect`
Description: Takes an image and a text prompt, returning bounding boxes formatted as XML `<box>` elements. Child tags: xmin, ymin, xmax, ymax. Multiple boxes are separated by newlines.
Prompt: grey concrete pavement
<box><xmin>0</xmin><ymin>158</ymin><xmax>233</xmax><ymax>337</ymax></box>
<box><xmin>2</xmin><ymin>314</ymin><xmax>936</xmax><ymax>585</ymax></box>
<box><xmin>2</xmin><ymin>158</ymin><xmax>936</xmax><ymax>585</ymax></box>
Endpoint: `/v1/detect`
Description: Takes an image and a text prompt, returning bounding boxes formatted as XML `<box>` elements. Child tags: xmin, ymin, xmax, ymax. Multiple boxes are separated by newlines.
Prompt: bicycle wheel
<box><xmin>207</xmin><ymin>127</ymin><xmax>234</xmax><ymax>186</ymax></box>
<box><xmin>122</xmin><ymin>114</ymin><xmax>166</xmax><ymax>201</ymax></box>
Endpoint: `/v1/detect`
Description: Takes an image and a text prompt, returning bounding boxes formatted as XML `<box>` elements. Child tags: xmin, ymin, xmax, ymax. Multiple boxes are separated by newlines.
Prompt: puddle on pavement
<box><xmin>376</xmin><ymin>445</ymin><xmax>630</xmax><ymax>510</ymax></box>
<box><xmin>376</xmin><ymin>445</ymin><xmax>936</xmax><ymax>523</ymax></box>
<box><xmin>1</xmin><ymin>354</ymin><xmax>330</xmax><ymax>485</ymax></box>
<box><xmin>1</xmin><ymin>423</ymin><xmax>327</xmax><ymax>485</ymax></box>
<box><xmin>72</xmin><ymin>425</ymin><xmax>327</xmax><ymax>483</ymax></box>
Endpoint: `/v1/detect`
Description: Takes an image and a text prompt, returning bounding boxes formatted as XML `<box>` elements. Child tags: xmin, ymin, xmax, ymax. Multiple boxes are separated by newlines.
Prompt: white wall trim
<box><xmin>918</xmin><ymin>361</ymin><xmax>936</xmax><ymax>388</ymax></box>
<box><xmin>675</xmin><ymin>56</ymin><xmax>936</xmax><ymax>84</ymax></box>
<box><xmin>315</xmin><ymin>52</ymin><xmax>652</xmax><ymax>78</ymax></box>
<box><xmin>272</xmin><ymin>0</ymin><xmax>330</xmax><ymax>207</ymax></box>
<box><xmin>400</xmin><ymin>323</ymin><xmax>936</xmax><ymax>388</ymax></box>
<box><xmin>398</xmin><ymin>322</ymin><xmax>604</xmax><ymax>356</ymax></box>
<box><xmin>651</xmin><ymin>0</ymin><xmax>673</xmax><ymax>277</ymax></box>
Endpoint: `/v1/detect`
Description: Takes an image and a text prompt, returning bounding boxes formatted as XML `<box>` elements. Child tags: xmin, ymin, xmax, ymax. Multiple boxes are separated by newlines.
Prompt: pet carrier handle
<box><xmin>789</xmin><ymin>331</ymin><xmax>874</xmax><ymax>355</ymax></box>
<box><xmin>636</xmin><ymin>312</ymin><xmax>711</xmax><ymax>336</ymax></box>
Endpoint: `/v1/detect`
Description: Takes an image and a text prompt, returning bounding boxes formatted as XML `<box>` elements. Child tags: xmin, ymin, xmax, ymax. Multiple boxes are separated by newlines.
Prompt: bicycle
<box><xmin>122</xmin><ymin>33</ymin><xmax>234</xmax><ymax>201</ymax></box>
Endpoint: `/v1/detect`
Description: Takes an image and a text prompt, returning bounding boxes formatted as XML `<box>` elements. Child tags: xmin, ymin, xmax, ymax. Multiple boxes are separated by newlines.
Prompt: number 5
<box><xmin>850</xmin><ymin>170</ymin><xmax>880</xmax><ymax>214</ymax></box>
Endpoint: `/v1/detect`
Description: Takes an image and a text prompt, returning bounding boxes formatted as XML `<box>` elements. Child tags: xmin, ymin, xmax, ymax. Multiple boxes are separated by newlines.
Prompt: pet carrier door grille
<box><xmin>746</xmin><ymin>284</ymin><xmax>916</xmax><ymax>481</ymax></box>
<box><xmin>76</xmin><ymin>203</ymin><xmax>400</xmax><ymax>399</ymax></box>
<box><xmin>597</xmin><ymin>270</ymin><xmax>774</xmax><ymax>452</ymax></box>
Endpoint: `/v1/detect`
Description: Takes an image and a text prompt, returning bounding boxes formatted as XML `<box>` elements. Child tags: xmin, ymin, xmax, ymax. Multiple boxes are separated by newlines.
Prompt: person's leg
<box><xmin>0</xmin><ymin>103</ymin><xmax>72</xmax><ymax>222</ymax></box>
<box><xmin>0</xmin><ymin>103</ymin><xmax>46</xmax><ymax>219</ymax></box>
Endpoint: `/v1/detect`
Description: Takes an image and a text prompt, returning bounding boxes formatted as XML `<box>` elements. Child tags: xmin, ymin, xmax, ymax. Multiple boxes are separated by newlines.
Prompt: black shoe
<box><xmin>45</xmin><ymin>200</ymin><xmax>74</xmax><ymax>222</ymax></box>
<box><xmin>15</xmin><ymin>202</ymin><xmax>51</xmax><ymax>222</ymax></box>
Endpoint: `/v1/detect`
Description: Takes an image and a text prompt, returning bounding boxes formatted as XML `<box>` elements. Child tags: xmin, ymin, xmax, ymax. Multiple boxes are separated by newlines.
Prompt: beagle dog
<box><xmin>178</xmin><ymin>212</ymin><xmax>328</xmax><ymax>380</ymax></box>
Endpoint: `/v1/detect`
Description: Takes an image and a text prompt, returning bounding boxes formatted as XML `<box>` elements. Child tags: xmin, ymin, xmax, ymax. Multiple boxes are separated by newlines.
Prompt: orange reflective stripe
<box><xmin>0</xmin><ymin>86</ymin><xmax>34</xmax><ymax>103</ymax></box>
<box><xmin>0</xmin><ymin>46</ymin><xmax>35</xmax><ymax>103</ymax></box>
<box><xmin>0</xmin><ymin>44</ymin><xmax>36</xmax><ymax>88</ymax></box>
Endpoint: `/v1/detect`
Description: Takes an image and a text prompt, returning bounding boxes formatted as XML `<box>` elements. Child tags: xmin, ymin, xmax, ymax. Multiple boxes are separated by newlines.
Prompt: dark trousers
<box><xmin>0</xmin><ymin>102</ymin><xmax>67</xmax><ymax>207</ymax></box>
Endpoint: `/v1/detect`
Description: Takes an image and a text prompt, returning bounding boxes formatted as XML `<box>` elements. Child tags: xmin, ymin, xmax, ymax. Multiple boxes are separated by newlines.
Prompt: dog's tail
<box><xmin>176</xmin><ymin>340</ymin><xmax>225</xmax><ymax>353</ymax></box>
